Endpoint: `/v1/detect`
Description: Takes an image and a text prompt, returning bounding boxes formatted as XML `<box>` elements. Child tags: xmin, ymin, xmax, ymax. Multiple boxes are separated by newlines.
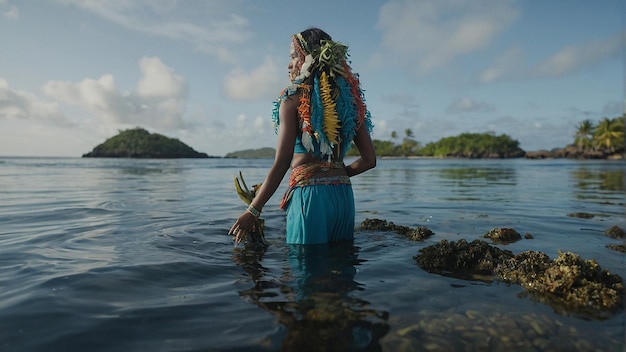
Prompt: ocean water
<box><xmin>0</xmin><ymin>157</ymin><xmax>624</xmax><ymax>351</ymax></box>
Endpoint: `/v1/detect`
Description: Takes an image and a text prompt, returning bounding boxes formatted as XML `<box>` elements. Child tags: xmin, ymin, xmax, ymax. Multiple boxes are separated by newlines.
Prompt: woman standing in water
<box><xmin>230</xmin><ymin>28</ymin><xmax>376</xmax><ymax>245</ymax></box>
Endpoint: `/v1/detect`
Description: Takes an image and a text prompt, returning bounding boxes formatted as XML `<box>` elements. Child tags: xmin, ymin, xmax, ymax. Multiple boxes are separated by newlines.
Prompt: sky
<box><xmin>0</xmin><ymin>0</ymin><xmax>624</xmax><ymax>157</ymax></box>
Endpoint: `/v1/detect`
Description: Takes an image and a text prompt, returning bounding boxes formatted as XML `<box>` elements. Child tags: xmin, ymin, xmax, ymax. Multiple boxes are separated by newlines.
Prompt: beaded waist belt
<box><xmin>280</xmin><ymin>161</ymin><xmax>350</xmax><ymax>210</ymax></box>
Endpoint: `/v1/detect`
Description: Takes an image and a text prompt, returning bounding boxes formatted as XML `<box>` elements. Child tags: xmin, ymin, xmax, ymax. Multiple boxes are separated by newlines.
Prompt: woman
<box><xmin>229</xmin><ymin>28</ymin><xmax>376</xmax><ymax>245</ymax></box>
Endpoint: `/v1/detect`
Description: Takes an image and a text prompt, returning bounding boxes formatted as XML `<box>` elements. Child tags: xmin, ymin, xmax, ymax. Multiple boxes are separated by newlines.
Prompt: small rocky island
<box><xmin>82</xmin><ymin>127</ymin><xmax>212</xmax><ymax>158</ymax></box>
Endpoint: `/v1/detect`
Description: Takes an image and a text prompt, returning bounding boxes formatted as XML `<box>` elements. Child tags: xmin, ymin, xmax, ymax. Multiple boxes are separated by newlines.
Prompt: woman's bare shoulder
<box><xmin>280</xmin><ymin>92</ymin><xmax>301</xmax><ymax>115</ymax></box>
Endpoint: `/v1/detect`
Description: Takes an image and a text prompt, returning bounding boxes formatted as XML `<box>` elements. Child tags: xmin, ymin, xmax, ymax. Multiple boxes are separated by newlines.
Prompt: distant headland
<box><xmin>355</xmin><ymin>115</ymin><xmax>625</xmax><ymax>160</ymax></box>
<box><xmin>82</xmin><ymin>128</ymin><xmax>215</xmax><ymax>158</ymax></box>
<box><xmin>83</xmin><ymin>114</ymin><xmax>625</xmax><ymax>160</ymax></box>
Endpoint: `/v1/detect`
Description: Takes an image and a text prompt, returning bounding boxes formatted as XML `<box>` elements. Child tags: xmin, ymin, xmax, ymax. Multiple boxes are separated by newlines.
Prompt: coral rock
<box><xmin>360</xmin><ymin>218</ymin><xmax>434</xmax><ymax>241</ymax></box>
<box><xmin>496</xmin><ymin>251</ymin><xmax>624</xmax><ymax>314</ymax></box>
<box><xmin>414</xmin><ymin>239</ymin><xmax>514</xmax><ymax>280</ymax></box>
<box><xmin>603</xmin><ymin>225</ymin><xmax>625</xmax><ymax>239</ymax></box>
<box><xmin>483</xmin><ymin>228</ymin><xmax>522</xmax><ymax>243</ymax></box>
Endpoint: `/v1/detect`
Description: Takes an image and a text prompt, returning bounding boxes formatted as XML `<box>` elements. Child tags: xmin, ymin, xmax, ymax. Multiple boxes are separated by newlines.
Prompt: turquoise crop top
<box><xmin>294</xmin><ymin>133</ymin><xmax>320</xmax><ymax>156</ymax></box>
<box><xmin>295</xmin><ymin>132</ymin><xmax>350</xmax><ymax>159</ymax></box>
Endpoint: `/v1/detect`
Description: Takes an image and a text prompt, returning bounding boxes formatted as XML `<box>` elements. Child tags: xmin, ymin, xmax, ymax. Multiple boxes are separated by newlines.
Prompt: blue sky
<box><xmin>1</xmin><ymin>0</ymin><xmax>623</xmax><ymax>157</ymax></box>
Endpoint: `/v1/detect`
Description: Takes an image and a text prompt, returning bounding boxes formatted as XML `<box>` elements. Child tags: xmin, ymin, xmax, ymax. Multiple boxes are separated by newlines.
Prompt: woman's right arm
<box><xmin>246</xmin><ymin>95</ymin><xmax>300</xmax><ymax>211</ymax></box>
<box><xmin>229</xmin><ymin>96</ymin><xmax>298</xmax><ymax>241</ymax></box>
<box><xmin>345</xmin><ymin>123</ymin><xmax>376</xmax><ymax>177</ymax></box>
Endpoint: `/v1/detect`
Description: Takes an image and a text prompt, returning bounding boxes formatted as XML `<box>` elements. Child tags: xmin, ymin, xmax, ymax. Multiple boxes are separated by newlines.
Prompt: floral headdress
<box><xmin>272</xmin><ymin>32</ymin><xmax>373</xmax><ymax>160</ymax></box>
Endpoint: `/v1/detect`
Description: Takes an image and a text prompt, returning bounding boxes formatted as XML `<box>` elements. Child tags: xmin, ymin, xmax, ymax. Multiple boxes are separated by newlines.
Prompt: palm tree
<box><xmin>401</xmin><ymin>128</ymin><xmax>417</xmax><ymax>156</ymax></box>
<box><xmin>574</xmin><ymin>119</ymin><xmax>594</xmax><ymax>150</ymax></box>
<box><xmin>404</xmin><ymin>128</ymin><xmax>414</xmax><ymax>142</ymax></box>
<box><xmin>593</xmin><ymin>117</ymin><xmax>624</xmax><ymax>152</ymax></box>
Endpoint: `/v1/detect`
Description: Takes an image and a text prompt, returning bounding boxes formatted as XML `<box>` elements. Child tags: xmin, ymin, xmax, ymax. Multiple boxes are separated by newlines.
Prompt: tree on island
<box><xmin>575</xmin><ymin>117</ymin><xmax>624</xmax><ymax>153</ymax></box>
<box><xmin>401</xmin><ymin>128</ymin><xmax>420</xmax><ymax>156</ymax></box>
<box><xmin>345</xmin><ymin>131</ymin><xmax>523</xmax><ymax>158</ymax></box>
<box><xmin>527</xmin><ymin>115</ymin><xmax>624</xmax><ymax>159</ymax></box>
<box><xmin>574</xmin><ymin>119</ymin><xmax>594</xmax><ymax>150</ymax></box>
<box><xmin>420</xmin><ymin>132</ymin><xmax>524</xmax><ymax>158</ymax></box>
<box><xmin>82</xmin><ymin>127</ymin><xmax>211</xmax><ymax>158</ymax></box>
<box><xmin>592</xmin><ymin>117</ymin><xmax>624</xmax><ymax>152</ymax></box>
<box><xmin>230</xmin><ymin>114</ymin><xmax>624</xmax><ymax>159</ymax></box>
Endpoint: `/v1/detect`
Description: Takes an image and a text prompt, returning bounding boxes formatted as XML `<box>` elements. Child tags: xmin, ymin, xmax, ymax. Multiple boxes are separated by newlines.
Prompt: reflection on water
<box><xmin>436</xmin><ymin>167</ymin><xmax>517</xmax><ymax>202</ymax></box>
<box><xmin>438</xmin><ymin>167</ymin><xmax>517</xmax><ymax>184</ymax></box>
<box><xmin>233</xmin><ymin>242</ymin><xmax>390</xmax><ymax>351</ymax></box>
<box><xmin>571</xmin><ymin>167</ymin><xmax>625</xmax><ymax>205</ymax></box>
<box><xmin>572</xmin><ymin>168</ymin><xmax>625</xmax><ymax>191</ymax></box>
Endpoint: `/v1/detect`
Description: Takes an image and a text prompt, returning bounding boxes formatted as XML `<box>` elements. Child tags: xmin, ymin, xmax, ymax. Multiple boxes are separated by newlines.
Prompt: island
<box><xmin>342</xmin><ymin>115</ymin><xmax>624</xmax><ymax>159</ymax></box>
<box><xmin>184</xmin><ymin>115</ymin><xmax>625</xmax><ymax>160</ymax></box>
<box><xmin>82</xmin><ymin>127</ymin><xmax>213</xmax><ymax>158</ymax></box>
<box><xmin>225</xmin><ymin>147</ymin><xmax>276</xmax><ymax>158</ymax></box>
<box><xmin>345</xmin><ymin>131</ymin><xmax>526</xmax><ymax>159</ymax></box>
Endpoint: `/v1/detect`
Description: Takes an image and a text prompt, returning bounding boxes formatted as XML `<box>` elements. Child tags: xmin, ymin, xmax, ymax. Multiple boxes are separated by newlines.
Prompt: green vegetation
<box><xmin>347</xmin><ymin>128</ymin><xmax>421</xmax><ymax>157</ymax></box>
<box><xmin>227</xmin><ymin>114</ymin><xmax>625</xmax><ymax>159</ymax></box>
<box><xmin>346</xmin><ymin>130</ymin><xmax>523</xmax><ymax>158</ymax></box>
<box><xmin>225</xmin><ymin>148</ymin><xmax>276</xmax><ymax>158</ymax></box>
<box><xmin>83</xmin><ymin>127</ymin><xmax>211</xmax><ymax>158</ymax></box>
<box><xmin>575</xmin><ymin>116</ymin><xmax>624</xmax><ymax>152</ymax></box>
<box><xmin>420</xmin><ymin>132</ymin><xmax>524</xmax><ymax>158</ymax></box>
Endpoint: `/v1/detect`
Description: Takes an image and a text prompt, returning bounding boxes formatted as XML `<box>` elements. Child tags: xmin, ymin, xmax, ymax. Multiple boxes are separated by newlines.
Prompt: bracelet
<box><xmin>246</xmin><ymin>204</ymin><xmax>261</xmax><ymax>218</ymax></box>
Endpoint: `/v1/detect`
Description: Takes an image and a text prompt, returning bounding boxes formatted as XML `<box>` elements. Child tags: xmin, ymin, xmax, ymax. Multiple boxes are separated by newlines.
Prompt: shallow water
<box><xmin>0</xmin><ymin>157</ymin><xmax>624</xmax><ymax>351</ymax></box>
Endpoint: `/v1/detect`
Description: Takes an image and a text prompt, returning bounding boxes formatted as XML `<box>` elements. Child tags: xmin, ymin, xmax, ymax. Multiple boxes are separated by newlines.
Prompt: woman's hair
<box><xmin>273</xmin><ymin>27</ymin><xmax>373</xmax><ymax>160</ymax></box>
<box><xmin>299</xmin><ymin>28</ymin><xmax>332</xmax><ymax>54</ymax></box>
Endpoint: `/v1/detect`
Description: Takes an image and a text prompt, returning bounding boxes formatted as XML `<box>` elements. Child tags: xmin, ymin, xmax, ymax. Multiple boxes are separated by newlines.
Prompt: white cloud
<box><xmin>137</xmin><ymin>57</ymin><xmax>187</xmax><ymax>98</ymax></box>
<box><xmin>447</xmin><ymin>97</ymin><xmax>495</xmax><ymax>114</ymax></box>
<box><xmin>0</xmin><ymin>78</ymin><xmax>70</xmax><ymax>125</ymax></box>
<box><xmin>531</xmin><ymin>31</ymin><xmax>623</xmax><ymax>77</ymax></box>
<box><xmin>478</xmin><ymin>29</ymin><xmax>623</xmax><ymax>84</ymax></box>
<box><xmin>375</xmin><ymin>0</ymin><xmax>518</xmax><ymax>75</ymax></box>
<box><xmin>223</xmin><ymin>56</ymin><xmax>283</xmax><ymax>101</ymax></box>
<box><xmin>56</xmin><ymin>0</ymin><xmax>253</xmax><ymax>63</ymax></box>
<box><xmin>43</xmin><ymin>75</ymin><xmax>116</xmax><ymax>115</ymax></box>
<box><xmin>3</xmin><ymin>4</ymin><xmax>18</xmax><ymax>19</ymax></box>
<box><xmin>478</xmin><ymin>46</ymin><xmax>525</xmax><ymax>83</ymax></box>
<box><xmin>42</xmin><ymin>56</ymin><xmax>188</xmax><ymax>129</ymax></box>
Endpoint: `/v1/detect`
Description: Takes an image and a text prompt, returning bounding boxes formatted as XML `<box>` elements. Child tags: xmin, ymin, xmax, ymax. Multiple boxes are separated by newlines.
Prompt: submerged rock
<box><xmin>603</xmin><ymin>225</ymin><xmax>625</xmax><ymax>239</ymax></box>
<box><xmin>606</xmin><ymin>243</ymin><xmax>626</xmax><ymax>253</ymax></box>
<box><xmin>413</xmin><ymin>239</ymin><xmax>514</xmax><ymax>280</ymax></box>
<box><xmin>483</xmin><ymin>228</ymin><xmax>522</xmax><ymax>243</ymax></box>
<box><xmin>567</xmin><ymin>212</ymin><xmax>594</xmax><ymax>219</ymax></box>
<box><xmin>388</xmin><ymin>309</ymin><xmax>623</xmax><ymax>351</ymax></box>
<box><xmin>360</xmin><ymin>218</ymin><xmax>434</xmax><ymax>241</ymax></box>
<box><xmin>604</xmin><ymin>226</ymin><xmax>625</xmax><ymax>254</ymax></box>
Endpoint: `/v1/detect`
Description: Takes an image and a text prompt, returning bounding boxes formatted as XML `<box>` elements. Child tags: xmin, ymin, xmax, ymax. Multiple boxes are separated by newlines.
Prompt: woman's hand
<box><xmin>229</xmin><ymin>211</ymin><xmax>258</xmax><ymax>245</ymax></box>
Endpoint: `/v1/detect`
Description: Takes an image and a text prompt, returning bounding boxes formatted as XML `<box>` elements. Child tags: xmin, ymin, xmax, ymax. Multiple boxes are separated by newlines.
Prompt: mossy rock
<box><xmin>606</xmin><ymin>243</ymin><xmax>626</xmax><ymax>253</ymax></box>
<box><xmin>416</xmin><ymin>239</ymin><xmax>625</xmax><ymax>316</ymax></box>
<box><xmin>603</xmin><ymin>225</ymin><xmax>624</xmax><ymax>239</ymax></box>
<box><xmin>360</xmin><ymin>218</ymin><xmax>434</xmax><ymax>241</ymax></box>
<box><xmin>483</xmin><ymin>228</ymin><xmax>522</xmax><ymax>243</ymax></box>
<box><xmin>414</xmin><ymin>239</ymin><xmax>514</xmax><ymax>280</ymax></box>
<box><xmin>496</xmin><ymin>251</ymin><xmax>624</xmax><ymax>314</ymax></box>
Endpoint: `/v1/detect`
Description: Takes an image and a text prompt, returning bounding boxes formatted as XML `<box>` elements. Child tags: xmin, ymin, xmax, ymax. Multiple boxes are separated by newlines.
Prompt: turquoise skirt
<box><xmin>285</xmin><ymin>183</ymin><xmax>355</xmax><ymax>244</ymax></box>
